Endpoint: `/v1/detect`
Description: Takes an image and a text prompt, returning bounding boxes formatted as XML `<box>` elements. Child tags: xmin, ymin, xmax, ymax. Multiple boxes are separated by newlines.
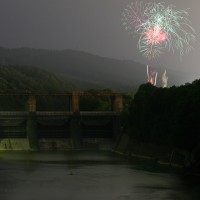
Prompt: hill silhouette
<box><xmin>0</xmin><ymin>47</ymin><xmax>190</xmax><ymax>91</ymax></box>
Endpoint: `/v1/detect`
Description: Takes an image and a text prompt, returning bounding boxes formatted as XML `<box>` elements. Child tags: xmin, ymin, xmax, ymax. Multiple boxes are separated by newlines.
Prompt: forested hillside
<box><xmin>0</xmin><ymin>65</ymin><xmax>74</xmax><ymax>93</ymax></box>
<box><xmin>126</xmin><ymin>80</ymin><xmax>200</xmax><ymax>159</ymax></box>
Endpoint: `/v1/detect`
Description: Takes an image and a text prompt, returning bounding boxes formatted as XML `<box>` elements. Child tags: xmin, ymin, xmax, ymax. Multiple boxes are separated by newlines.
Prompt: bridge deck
<box><xmin>0</xmin><ymin>111</ymin><xmax>119</xmax><ymax>117</ymax></box>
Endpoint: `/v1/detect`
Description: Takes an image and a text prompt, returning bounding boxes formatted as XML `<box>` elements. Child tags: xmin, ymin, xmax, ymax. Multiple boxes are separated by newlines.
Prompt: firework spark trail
<box><xmin>147</xmin><ymin>65</ymin><xmax>158</xmax><ymax>86</ymax></box>
<box><xmin>122</xmin><ymin>1</ymin><xmax>195</xmax><ymax>59</ymax></box>
<box><xmin>122</xmin><ymin>2</ymin><xmax>147</xmax><ymax>36</ymax></box>
<box><xmin>162</xmin><ymin>69</ymin><xmax>168</xmax><ymax>88</ymax></box>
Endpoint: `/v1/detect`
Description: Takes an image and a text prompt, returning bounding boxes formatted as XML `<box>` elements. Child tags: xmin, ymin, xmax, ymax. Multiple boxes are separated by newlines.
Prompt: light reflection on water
<box><xmin>0</xmin><ymin>151</ymin><xmax>199</xmax><ymax>200</ymax></box>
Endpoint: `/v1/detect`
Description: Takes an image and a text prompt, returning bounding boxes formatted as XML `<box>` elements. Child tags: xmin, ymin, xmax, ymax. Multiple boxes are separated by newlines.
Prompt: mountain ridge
<box><xmin>0</xmin><ymin>47</ymin><xmax>192</xmax><ymax>91</ymax></box>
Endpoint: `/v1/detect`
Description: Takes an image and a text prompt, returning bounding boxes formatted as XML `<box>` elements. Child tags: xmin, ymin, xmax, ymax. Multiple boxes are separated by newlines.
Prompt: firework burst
<box><xmin>122</xmin><ymin>1</ymin><xmax>147</xmax><ymax>36</ymax></box>
<box><xmin>122</xmin><ymin>2</ymin><xmax>195</xmax><ymax>59</ymax></box>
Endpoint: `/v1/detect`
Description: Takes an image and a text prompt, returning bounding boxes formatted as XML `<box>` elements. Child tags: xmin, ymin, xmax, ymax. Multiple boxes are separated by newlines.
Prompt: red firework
<box><xmin>144</xmin><ymin>26</ymin><xmax>168</xmax><ymax>46</ymax></box>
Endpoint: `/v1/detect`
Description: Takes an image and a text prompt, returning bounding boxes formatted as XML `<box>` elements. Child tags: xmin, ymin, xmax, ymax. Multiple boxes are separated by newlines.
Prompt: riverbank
<box><xmin>113</xmin><ymin>132</ymin><xmax>197</xmax><ymax>174</ymax></box>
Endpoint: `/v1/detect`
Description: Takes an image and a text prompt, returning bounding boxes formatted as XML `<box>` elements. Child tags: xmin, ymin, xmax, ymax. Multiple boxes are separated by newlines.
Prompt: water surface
<box><xmin>0</xmin><ymin>151</ymin><xmax>199</xmax><ymax>200</ymax></box>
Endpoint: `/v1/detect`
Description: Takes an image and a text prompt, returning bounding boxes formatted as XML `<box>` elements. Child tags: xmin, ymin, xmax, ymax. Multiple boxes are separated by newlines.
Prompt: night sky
<box><xmin>0</xmin><ymin>0</ymin><xmax>199</xmax><ymax>83</ymax></box>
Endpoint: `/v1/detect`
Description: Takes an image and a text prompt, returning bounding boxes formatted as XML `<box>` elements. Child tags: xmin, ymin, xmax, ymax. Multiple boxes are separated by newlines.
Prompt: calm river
<box><xmin>0</xmin><ymin>151</ymin><xmax>199</xmax><ymax>200</ymax></box>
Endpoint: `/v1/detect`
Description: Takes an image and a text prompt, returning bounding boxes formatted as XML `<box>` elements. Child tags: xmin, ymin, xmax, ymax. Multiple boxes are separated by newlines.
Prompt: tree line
<box><xmin>124</xmin><ymin>80</ymin><xmax>200</xmax><ymax>160</ymax></box>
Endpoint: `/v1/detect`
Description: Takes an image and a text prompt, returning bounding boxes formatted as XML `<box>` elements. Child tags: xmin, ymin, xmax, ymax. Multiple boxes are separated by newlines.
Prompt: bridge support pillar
<box><xmin>113</xmin><ymin>95</ymin><xmax>123</xmax><ymax>112</ymax></box>
<box><xmin>112</xmin><ymin>116</ymin><xmax>121</xmax><ymax>141</ymax></box>
<box><xmin>70</xmin><ymin>115</ymin><xmax>82</xmax><ymax>149</ymax></box>
<box><xmin>71</xmin><ymin>92</ymin><xmax>80</xmax><ymax>113</ymax></box>
<box><xmin>26</xmin><ymin>95</ymin><xmax>38</xmax><ymax>150</ymax></box>
<box><xmin>27</xmin><ymin>95</ymin><xmax>36</xmax><ymax>112</ymax></box>
<box><xmin>112</xmin><ymin>95</ymin><xmax>123</xmax><ymax>141</ymax></box>
<box><xmin>26</xmin><ymin>113</ymin><xmax>38</xmax><ymax>150</ymax></box>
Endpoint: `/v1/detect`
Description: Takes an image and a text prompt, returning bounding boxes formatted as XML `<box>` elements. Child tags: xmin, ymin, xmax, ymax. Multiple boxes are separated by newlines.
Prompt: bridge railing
<box><xmin>0</xmin><ymin>111</ymin><xmax>29</xmax><ymax>116</ymax></box>
<box><xmin>0</xmin><ymin>111</ymin><xmax>120</xmax><ymax>117</ymax></box>
<box><xmin>80</xmin><ymin>111</ymin><xmax>120</xmax><ymax>116</ymax></box>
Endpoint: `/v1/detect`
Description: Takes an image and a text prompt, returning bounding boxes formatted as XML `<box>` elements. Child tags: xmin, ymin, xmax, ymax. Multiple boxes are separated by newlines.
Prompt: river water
<box><xmin>0</xmin><ymin>151</ymin><xmax>199</xmax><ymax>200</ymax></box>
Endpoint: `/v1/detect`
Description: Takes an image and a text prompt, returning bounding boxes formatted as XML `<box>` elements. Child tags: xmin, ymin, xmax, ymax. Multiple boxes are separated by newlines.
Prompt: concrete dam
<box><xmin>0</xmin><ymin>92</ymin><xmax>123</xmax><ymax>151</ymax></box>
